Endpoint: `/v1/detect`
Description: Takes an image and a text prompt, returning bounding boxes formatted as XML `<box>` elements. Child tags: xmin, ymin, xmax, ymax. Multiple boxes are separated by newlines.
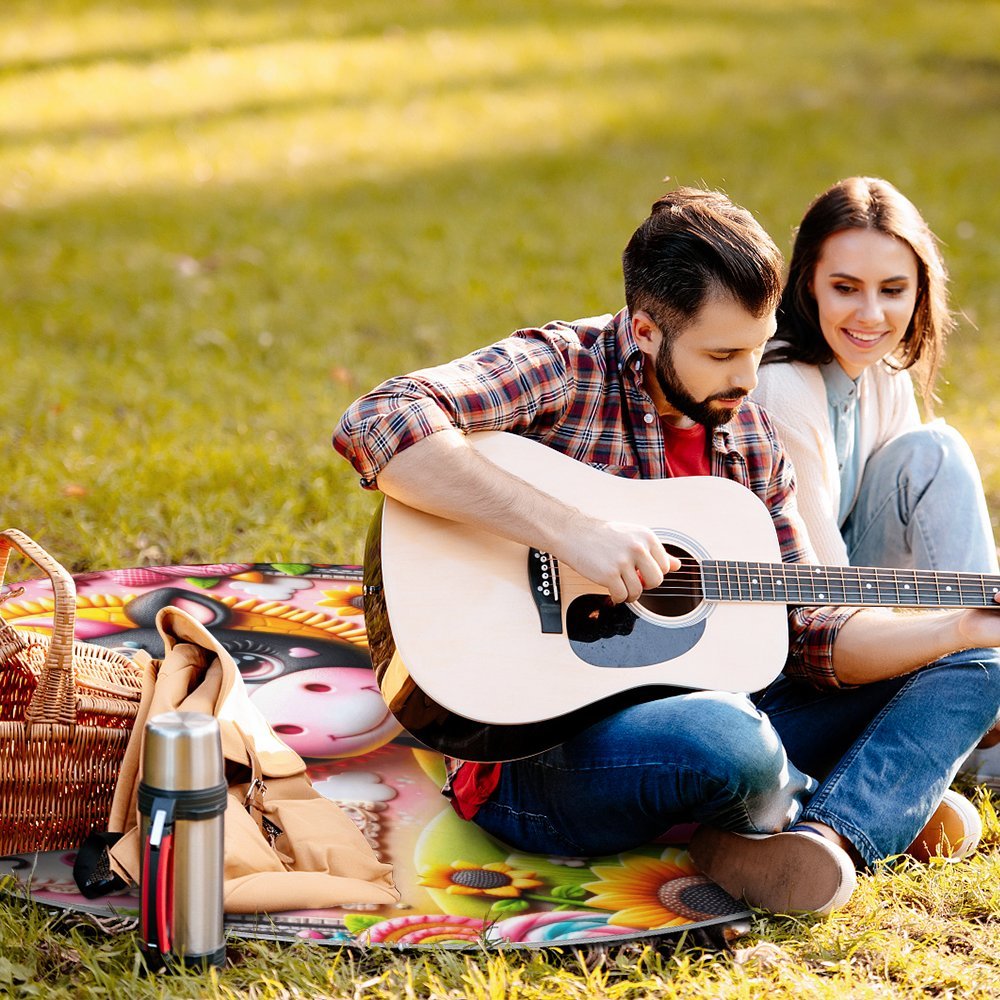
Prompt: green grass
<box><xmin>4</xmin><ymin>792</ymin><xmax>1000</xmax><ymax>998</ymax></box>
<box><xmin>3</xmin><ymin>0</ymin><xmax>1000</xmax><ymax>995</ymax></box>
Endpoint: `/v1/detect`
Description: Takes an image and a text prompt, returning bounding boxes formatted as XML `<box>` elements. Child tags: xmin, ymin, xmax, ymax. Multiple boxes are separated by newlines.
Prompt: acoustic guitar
<box><xmin>362</xmin><ymin>431</ymin><xmax>1000</xmax><ymax>761</ymax></box>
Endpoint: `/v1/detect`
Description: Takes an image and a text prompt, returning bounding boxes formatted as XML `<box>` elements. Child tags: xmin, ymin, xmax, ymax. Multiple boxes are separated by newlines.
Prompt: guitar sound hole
<box><xmin>636</xmin><ymin>543</ymin><xmax>703</xmax><ymax>618</ymax></box>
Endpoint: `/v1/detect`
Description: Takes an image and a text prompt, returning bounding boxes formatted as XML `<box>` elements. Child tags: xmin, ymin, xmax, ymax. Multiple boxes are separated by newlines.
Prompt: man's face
<box><xmin>635</xmin><ymin>291</ymin><xmax>776</xmax><ymax>429</ymax></box>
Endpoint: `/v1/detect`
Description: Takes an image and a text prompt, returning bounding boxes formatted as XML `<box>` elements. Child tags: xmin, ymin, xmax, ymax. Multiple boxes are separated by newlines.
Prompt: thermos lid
<box><xmin>142</xmin><ymin>711</ymin><xmax>224</xmax><ymax>791</ymax></box>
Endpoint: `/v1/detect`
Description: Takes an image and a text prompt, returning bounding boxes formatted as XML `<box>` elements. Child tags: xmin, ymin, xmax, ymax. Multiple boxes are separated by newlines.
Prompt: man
<box><xmin>333</xmin><ymin>188</ymin><xmax>1000</xmax><ymax>915</ymax></box>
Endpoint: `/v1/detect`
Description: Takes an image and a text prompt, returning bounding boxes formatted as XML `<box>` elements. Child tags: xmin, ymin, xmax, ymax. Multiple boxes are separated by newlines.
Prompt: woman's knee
<box><xmin>874</xmin><ymin>422</ymin><xmax>979</xmax><ymax>487</ymax></box>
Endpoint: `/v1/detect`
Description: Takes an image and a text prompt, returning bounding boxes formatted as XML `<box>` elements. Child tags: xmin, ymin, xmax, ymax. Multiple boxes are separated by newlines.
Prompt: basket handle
<box><xmin>0</xmin><ymin>528</ymin><xmax>78</xmax><ymax>728</ymax></box>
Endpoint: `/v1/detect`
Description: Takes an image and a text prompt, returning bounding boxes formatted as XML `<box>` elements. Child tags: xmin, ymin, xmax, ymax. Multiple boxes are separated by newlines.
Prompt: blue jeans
<box><xmin>474</xmin><ymin>690</ymin><xmax>815</xmax><ymax>858</ymax></box>
<box><xmin>474</xmin><ymin>648</ymin><xmax>1000</xmax><ymax>868</ymax></box>
<box><xmin>756</xmin><ymin>648</ymin><xmax>1000</xmax><ymax>865</ymax></box>
<box><xmin>842</xmin><ymin>423</ymin><xmax>999</xmax><ymax>574</ymax></box>
<box><xmin>840</xmin><ymin>423</ymin><xmax>1000</xmax><ymax>783</ymax></box>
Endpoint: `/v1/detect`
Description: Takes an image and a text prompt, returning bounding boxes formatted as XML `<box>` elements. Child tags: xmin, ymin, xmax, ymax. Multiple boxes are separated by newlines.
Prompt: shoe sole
<box><xmin>688</xmin><ymin>827</ymin><xmax>857</xmax><ymax>915</ymax></box>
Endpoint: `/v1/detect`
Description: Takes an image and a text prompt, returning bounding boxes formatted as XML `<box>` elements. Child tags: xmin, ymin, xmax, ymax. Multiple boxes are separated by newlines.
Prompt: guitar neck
<box><xmin>702</xmin><ymin>561</ymin><xmax>1000</xmax><ymax>609</ymax></box>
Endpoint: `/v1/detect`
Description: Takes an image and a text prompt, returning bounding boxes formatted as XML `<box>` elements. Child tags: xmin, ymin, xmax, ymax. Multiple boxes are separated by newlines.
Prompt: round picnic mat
<box><xmin>0</xmin><ymin>562</ymin><xmax>749</xmax><ymax>950</ymax></box>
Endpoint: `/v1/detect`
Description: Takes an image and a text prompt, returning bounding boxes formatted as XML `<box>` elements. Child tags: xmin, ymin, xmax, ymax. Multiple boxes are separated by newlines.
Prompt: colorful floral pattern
<box><xmin>5</xmin><ymin>563</ymin><xmax>748</xmax><ymax>950</ymax></box>
<box><xmin>81</xmin><ymin>564</ymin><xmax>253</xmax><ymax>588</ymax></box>
<box><xmin>419</xmin><ymin>860</ymin><xmax>543</xmax><ymax>898</ymax></box>
<box><xmin>359</xmin><ymin>914</ymin><xmax>486</xmax><ymax>946</ymax></box>
<box><xmin>487</xmin><ymin>910</ymin><xmax>636</xmax><ymax>944</ymax></box>
<box><xmin>582</xmin><ymin>848</ymin><xmax>742</xmax><ymax>929</ymax></box>
<box><xmin>317</xmin><ymin>585</ymin><xmax>366</xmax><ymax>617</ymax></box>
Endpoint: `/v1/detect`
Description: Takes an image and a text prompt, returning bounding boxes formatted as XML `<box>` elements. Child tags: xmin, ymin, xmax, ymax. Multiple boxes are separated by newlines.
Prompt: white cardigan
<box><xmin>752</xmin><ymin>359</ymin><xmax>921</xmax><ymax>566</ymax></box>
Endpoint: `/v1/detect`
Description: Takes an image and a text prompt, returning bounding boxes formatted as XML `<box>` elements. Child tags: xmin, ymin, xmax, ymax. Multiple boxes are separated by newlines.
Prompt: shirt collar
<box><xmin>616</xmin><ymin>308</ymin><xmax>645</xmax><ymax>378</ymax></box>
<box><xmin>711</xmin><ymin>423</ymin><xmax>734</xmax><ymax>455</ymax></box>
<box><xmin>820</xmin><ymin>359</ymin><xmax>860</xmax><ymax>406</ymax></box>
<box><xmin>618</xmin><ymin>306</ymin><xmax>736</xmax><ymax>455</ymax></box>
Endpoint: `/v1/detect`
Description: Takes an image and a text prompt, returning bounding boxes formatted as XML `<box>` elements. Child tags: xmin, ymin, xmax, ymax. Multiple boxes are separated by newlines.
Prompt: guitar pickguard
<box><xmin>566</xmin><ymin>594</ymin><xmax>706</xmax><ymax>667</ymax></box>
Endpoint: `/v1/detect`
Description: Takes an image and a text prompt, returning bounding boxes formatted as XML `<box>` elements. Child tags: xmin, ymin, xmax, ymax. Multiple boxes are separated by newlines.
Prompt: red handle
<box><xmin>156</xmin><ymin>833</ymin><xmax>174</xmax><ymax>955</ymax></box>
<box><xmin>140</xmin><ymin>803</ymin><xmax>175</xmax><ymax>961</ymax></box>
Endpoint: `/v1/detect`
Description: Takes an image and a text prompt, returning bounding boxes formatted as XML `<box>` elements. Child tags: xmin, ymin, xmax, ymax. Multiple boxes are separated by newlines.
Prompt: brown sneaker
<box><xmin>688</xmin><ymin>826</ymin><xmax>857</xmax><ymax>915</ymax></box>
<box><xmin>907</xmin><ymin>789</ymin><xmax>982</xmax><ymax>862</ymax></box>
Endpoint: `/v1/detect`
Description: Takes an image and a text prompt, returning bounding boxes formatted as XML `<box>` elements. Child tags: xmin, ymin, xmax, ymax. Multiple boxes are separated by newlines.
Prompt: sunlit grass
<box><xmin>3</xmin><ymin>2</ymin><xmax>1000</xmax><ymax>993</ymax></box>
<box><xmin>3</xmin><ymin>1</ymin><xmax>999</xmax><ymax>565</ymax></box>
<box><xmin>5</xmin><ymin>820</ymin><xmax>1000</xmax><ymax>998</ymax></box>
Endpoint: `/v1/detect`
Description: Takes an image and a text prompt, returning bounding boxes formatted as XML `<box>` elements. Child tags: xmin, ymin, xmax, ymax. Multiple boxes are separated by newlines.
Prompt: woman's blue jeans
<box><xmin>474</xmin><ymin>648</ymin><xmax>1000</xmax><ymax>868</ymax></box>
<box><xmin>842</xmin><ymin>422</ymin><xmax>998</xmax><ymax>574</ymax></box>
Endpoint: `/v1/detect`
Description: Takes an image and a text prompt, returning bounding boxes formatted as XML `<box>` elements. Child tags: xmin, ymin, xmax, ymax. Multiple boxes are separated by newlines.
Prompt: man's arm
<box><xmin>376</xmin><ymin>428</ymin><xmax>678</xmax><ymax>605</ymax></box>
<box><xmin>831</xmin><ymin>603</ymin><xmax>1000</xmax><ymax>685</ymax></box>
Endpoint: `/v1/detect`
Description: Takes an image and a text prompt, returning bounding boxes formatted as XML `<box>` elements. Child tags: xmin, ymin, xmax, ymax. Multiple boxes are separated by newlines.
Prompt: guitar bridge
<box><xmin>528</xmin><ymin>549</ymin><xmax>563</xmax><ymax>633</ymax></box>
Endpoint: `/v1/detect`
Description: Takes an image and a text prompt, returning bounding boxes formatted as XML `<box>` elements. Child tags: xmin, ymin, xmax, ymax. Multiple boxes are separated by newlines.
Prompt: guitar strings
<box><xmin>556</xmin><ymin>564</ymin><xmax>1000</xmax><ymax>605</ymax></box>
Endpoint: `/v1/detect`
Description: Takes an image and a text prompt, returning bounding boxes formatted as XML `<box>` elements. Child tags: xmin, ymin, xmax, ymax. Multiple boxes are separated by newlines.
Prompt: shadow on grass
<box><xmin>1</xmin><ymin>0</ymin><xmax>816</xmax><ymax>78</ymax></box>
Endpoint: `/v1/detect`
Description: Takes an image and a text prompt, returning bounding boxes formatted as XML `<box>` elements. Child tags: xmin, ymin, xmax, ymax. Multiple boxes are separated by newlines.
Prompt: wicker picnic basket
<box><xmin>0</xmin><ymin>528</ymin><xmax>146</xmax><ymax>855</ymax></box>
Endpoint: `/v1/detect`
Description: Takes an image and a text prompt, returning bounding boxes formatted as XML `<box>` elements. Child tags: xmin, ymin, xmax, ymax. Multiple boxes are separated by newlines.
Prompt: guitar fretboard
<box><xmin>701</xmin><ymin>561</ymin><xmax>1000</xmax><ymax>609</ymax></box>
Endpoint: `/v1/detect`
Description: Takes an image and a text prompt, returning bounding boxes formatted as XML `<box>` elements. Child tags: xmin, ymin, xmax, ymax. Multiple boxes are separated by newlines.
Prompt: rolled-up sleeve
<box><xmin>333</xmin><ymin>389</ymin><xmax>458</xmax><ymax>488</ymax></box>
<box><xmin>333</xmin><ymin>333</ymin><xmax>573</xmax><ymax>488</ymax></box>
<box><xmin>785</xmin><ymin>605</ymin><xmax>858</xmax><ymax>687</ymax></box>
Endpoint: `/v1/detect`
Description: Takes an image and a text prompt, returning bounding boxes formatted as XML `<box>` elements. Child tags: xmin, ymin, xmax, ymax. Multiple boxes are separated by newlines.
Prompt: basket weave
<box><xmin>0</xmin><ymin>528</ymin><xmax>145</xmax><ymax>855</ymax></box>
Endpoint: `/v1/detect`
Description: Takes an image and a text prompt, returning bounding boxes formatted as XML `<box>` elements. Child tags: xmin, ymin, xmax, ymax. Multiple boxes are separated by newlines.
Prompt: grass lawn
<box><xmin>3</xmin><ymin>0</ymin><xmax>1000</xmax><ymax>995</ymax></box>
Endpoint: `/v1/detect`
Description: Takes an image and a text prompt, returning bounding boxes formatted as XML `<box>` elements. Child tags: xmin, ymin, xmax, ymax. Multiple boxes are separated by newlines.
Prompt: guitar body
<box><xmin>364</xmin><ymin>432</ymin><xmax>789</xmax><ymax>761</ymax></box>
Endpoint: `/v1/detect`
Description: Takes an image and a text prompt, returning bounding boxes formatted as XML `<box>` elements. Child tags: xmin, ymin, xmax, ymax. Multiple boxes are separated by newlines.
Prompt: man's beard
<box><xmin>654</xmin><ymin>339</ymin><xmax>748</xmax><ymax>429</ymax></box>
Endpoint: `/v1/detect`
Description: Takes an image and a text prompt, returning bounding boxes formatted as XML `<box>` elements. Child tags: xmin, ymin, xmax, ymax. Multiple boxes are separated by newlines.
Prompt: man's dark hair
<box><xmin>622</xmin><ymin>187</ymin><xmax>783</xmax><ymax>340</ymax></box>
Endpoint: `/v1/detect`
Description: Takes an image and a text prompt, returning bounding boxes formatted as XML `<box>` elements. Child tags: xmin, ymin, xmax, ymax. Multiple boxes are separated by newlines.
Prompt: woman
<box><xmin>753</xmin><ymin>176</ymin><xmax>1000</xmax><ymax>851</ymax></box>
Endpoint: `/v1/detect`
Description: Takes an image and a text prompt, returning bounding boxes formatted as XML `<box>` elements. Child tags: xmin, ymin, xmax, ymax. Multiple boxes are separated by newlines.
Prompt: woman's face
<box><xmin>811</xmin><ymin>228</ymin><xmax>919</xmax><ymax>379</ymax></box>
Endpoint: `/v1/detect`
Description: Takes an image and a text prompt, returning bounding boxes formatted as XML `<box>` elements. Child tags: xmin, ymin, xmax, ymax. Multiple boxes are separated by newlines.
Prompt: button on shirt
<box><xmin>820</xmin><ymin>360</ymin><xmax>864</xmax><ymax>527</ymax></box>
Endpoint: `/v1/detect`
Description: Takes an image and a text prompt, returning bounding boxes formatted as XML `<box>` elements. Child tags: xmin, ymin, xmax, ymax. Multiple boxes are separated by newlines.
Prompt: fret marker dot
<box><xmin>865</xmin><ymin>583</ymin><xmax>872</xmax><ymax>589</ymax></box>
<box><xmin>946</xmin><ymin>586</ymin><xmax>953</xmax><ymax>591</ymax></box>
<box><xmin>752</xmin><ymin>578</ymin><xmax>758</xmax><ymax>584</ymax></box>
<box><xmin>904</xmin><ymin>584</ymin><xmax>910</xmax><ymax>589</ymax></box>
<box><xmin>819</xmin><ymin>593</ymin><xmax>825</xmax><ymax>599</ymax></box>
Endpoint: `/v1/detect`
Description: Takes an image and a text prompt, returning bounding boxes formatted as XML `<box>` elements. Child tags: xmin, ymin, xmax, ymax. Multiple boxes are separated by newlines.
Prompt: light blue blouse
<box><xmin>820</xmin><ymin>360</ymin><xmax>864</xmax><ymax>526</ymax></box>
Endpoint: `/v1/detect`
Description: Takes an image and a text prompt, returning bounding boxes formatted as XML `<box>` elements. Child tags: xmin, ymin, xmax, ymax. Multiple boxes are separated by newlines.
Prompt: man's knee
<box><xmin>918</xmin><ymin>649</ymin><xmax>1000</xmax><ymax>732</ymax></box>
<box><xmin>636</xmin><ymin>691</ymin><xmax>789</xmax><ymax>791</ymax></box>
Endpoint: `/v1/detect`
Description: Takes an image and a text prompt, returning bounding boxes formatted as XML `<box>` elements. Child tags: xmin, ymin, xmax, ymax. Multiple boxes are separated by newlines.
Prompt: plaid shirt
<box><xmin>334</xmin><ymin>310</ymin><xmax>859</xmax><ymax>806</ymax></box>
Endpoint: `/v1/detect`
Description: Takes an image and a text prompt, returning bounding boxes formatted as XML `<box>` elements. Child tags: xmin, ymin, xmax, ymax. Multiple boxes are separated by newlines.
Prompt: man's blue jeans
<box><xmin>474</xmin><ymin>425</ymin><xmax>1000</xmax><ymax>867</ymax></box>
<box><xmin>473</xmin><ymin>648</ymin><xmax>1000</xmax><ymax>868</ymax></box>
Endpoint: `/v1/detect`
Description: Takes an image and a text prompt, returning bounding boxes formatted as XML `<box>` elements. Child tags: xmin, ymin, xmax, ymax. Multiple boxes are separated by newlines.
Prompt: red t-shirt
<box><xmin>659</xmin><ymin>419</ymin><xmax>710</xmax><ymax>477</ymax></box>
<box><xmin>448</xmin><ymin>421</ymin><xmax>710</xmax><ymax>819</ymax></box>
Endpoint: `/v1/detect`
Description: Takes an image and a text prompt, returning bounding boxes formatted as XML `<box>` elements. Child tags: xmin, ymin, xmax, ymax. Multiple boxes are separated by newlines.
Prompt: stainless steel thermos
<box><xmin>139</xmin><ymin>711</ymin><xmax>227</xmax><ymax>970</ymax></box>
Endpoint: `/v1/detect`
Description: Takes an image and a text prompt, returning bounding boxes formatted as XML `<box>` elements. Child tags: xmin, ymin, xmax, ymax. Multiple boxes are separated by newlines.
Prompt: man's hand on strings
<box><xmin>555</xmin><ymin>517</ymin><xmax>680</xmax><ymax>604</ymax></box>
